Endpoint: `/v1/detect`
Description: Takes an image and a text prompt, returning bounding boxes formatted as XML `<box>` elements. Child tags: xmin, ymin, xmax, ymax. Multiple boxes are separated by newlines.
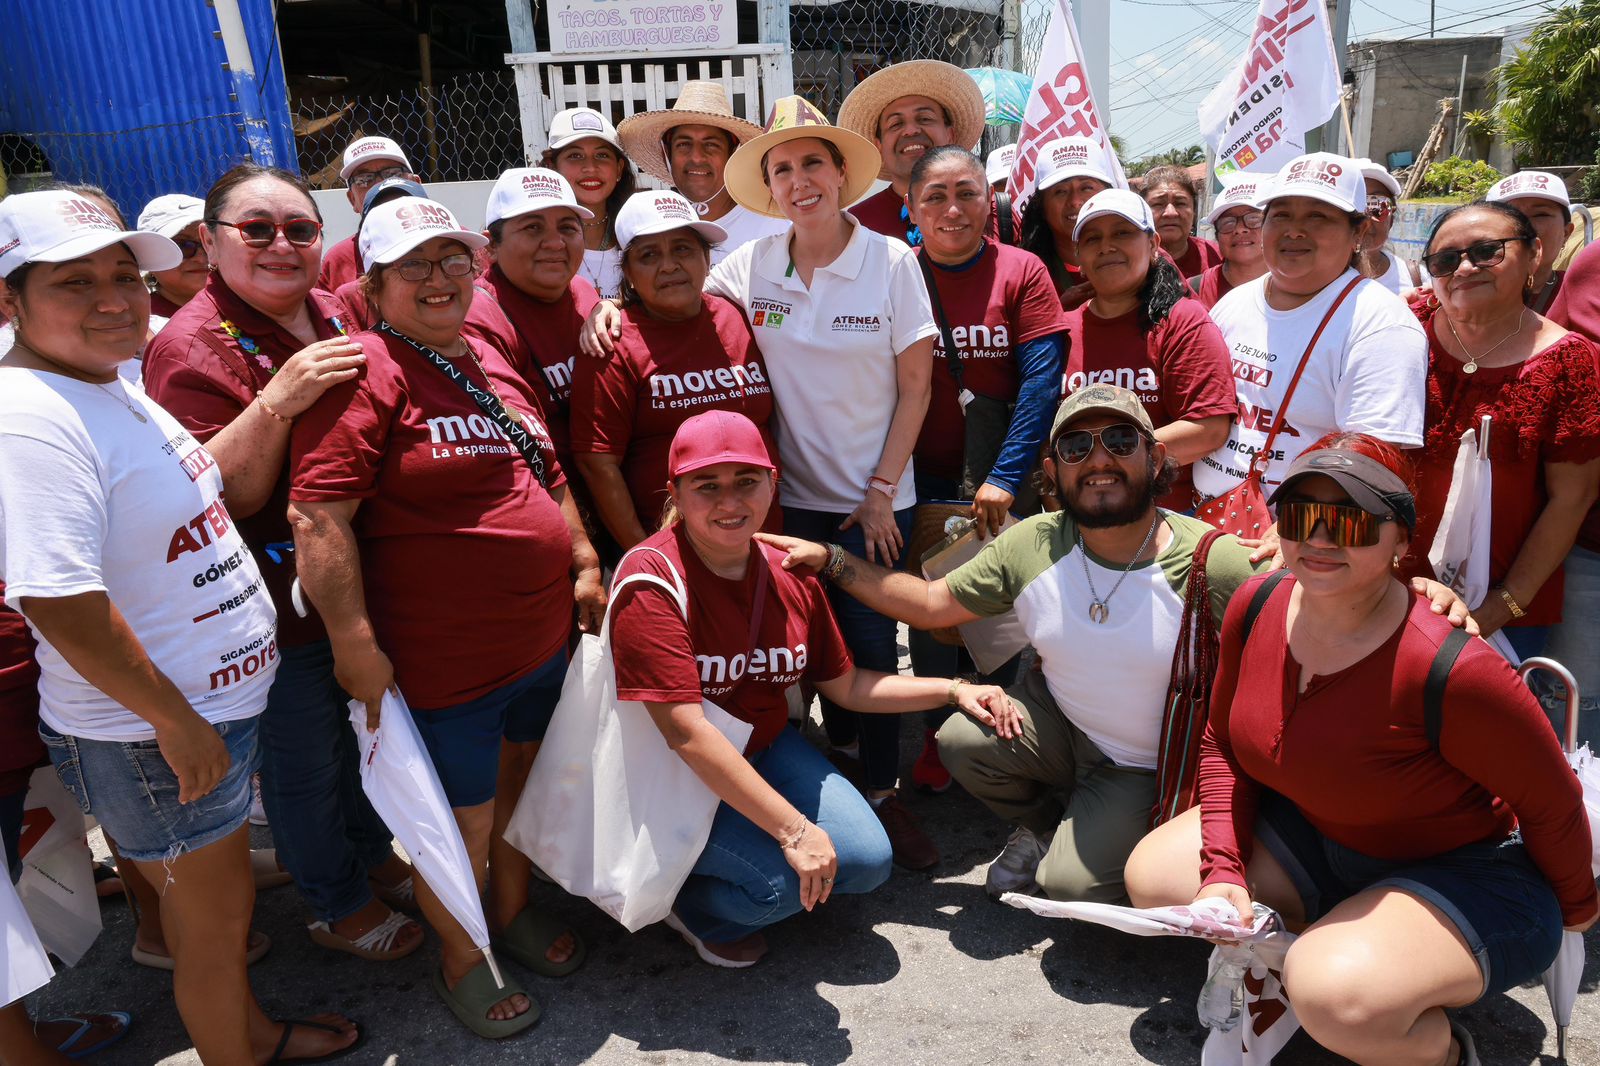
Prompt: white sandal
<box><xmin>307</xmin><ymin>909</ymin><xmax>421</xmax><ymax>961</ymax></box>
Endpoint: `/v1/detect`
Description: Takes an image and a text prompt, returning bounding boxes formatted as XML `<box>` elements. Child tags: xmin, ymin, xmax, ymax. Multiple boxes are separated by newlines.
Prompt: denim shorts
<box><xmin>1257</xmin><ymin>791</ymin><xmax>1564</xmax><ymax>999</ymax></box>
<box><xmin>409</xmin><ymin>650</ymin><xmax>567</xmax><ymax>808</ymax></box>
<box><xmin>39</xmin><ymin>716</ymin><xmax>261</xmax><ymax>864</ymax></box>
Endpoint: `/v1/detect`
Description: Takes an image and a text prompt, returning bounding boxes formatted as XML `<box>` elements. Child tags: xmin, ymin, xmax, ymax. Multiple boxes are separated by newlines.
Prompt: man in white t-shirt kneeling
<box><xmin>759</xmin><ymin>386</ymin><xmax>1262</xmax><ymax>902</ymax></box>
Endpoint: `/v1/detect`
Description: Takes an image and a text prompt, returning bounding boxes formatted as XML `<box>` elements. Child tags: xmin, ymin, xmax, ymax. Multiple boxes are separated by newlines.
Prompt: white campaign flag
<box><xmin>1198</xmin><ymin>0</ymin><xmax>1340</xmax><ymax>183</ymax></box>
<box><xmin>1007</xmin><ymin>0</ymin><xmax>1126</xmax><ymax>209</ymax></box>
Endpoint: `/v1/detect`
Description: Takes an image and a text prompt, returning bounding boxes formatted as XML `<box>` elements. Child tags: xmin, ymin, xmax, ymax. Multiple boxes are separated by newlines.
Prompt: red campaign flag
<box><xmin>1006</xmin><ymin>0</ymin><xmax>1127</xmax><ymax>211</ymax></box>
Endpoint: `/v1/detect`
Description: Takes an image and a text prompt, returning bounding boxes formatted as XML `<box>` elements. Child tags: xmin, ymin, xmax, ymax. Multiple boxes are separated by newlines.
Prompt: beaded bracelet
<box><xmin>256</xmin><ymin>393</ymin><xmax>292</xmax><ymax>425</ymax></box>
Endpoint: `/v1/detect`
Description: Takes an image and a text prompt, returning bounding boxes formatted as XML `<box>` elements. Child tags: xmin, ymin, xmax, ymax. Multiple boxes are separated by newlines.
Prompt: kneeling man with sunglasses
<box><xmin>759</xmin><ymin>385</ymin><xmax>1474</xmax><ymax>904</ymax></box>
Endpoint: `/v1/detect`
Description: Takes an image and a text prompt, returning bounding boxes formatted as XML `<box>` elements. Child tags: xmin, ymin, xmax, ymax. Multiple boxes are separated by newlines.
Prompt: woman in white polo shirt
<box><xmin>583</xmin><ymin>96</ymin><xmax>940</xmax><ymax>868</ymax></box>
<box><xmin>1194</xmin><ymin>153</ymin><xmax>1427</xmax><ymax>563</ymax></box>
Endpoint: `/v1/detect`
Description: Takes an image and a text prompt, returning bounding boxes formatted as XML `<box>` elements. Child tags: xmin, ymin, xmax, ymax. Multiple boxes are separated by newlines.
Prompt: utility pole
<box><xmin>1314</xmin><ymin>0</ymin><xmax>1351</xmax><ymax>154</ymax></box>
<box><xmin>1079</xmin><ymin>0</ymin><xmax>1112</xmax><ymax>121</ymax></box>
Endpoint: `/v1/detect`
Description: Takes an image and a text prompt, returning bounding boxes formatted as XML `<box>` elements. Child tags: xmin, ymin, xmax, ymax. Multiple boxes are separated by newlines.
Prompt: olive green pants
<box><xmin>937</xmin><ymin>667</ymin><xmax>1156</xmax><ymax>902</ymax></box>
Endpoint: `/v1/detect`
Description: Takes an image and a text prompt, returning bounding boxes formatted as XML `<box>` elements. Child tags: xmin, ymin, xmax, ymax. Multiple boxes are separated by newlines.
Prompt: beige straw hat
<box><xmin>837</xmin><ymin>61</ymin><xmax>987</xmax><ymax>179</ymax></box>
<box><xmin>723</xmin><ymin>96</ymin><xmax>882</xmax><ymax>220</ymax></box>
<box><xmin>617</xmin><ymin>82</ymin><xmax>765</xmax><ymax>185</ymax></box>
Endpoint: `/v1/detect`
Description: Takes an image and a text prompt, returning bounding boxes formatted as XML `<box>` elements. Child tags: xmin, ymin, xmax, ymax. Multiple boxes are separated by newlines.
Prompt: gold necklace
<box><xmin>15</xmin><ymin>343</ymin><xmax>148</xmax><ymax>423</ymax></box>
<box><xmin>1444</xmin><ymin>307</ymin><xmax>1526</xmax><ymax>375</ymax></box>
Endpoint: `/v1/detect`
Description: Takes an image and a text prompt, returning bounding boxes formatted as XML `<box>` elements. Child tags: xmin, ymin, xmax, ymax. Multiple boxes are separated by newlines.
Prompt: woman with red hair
<box><xmin>1125</xmin><ymin>432</ymin><xmax>1596</xmax><ymax>1066</ymax></box>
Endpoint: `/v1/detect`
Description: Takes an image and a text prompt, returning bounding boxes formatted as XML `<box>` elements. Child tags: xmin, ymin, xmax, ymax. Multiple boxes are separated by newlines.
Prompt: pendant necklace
<box><xmin>96</xmin><ymin>381</ymin><xmax>149</xmax><ymax>423</ymax></box>
<box><xmin>690</xmin><ymin>188</ymin><xmax>727</xmax><ymax>218</ymax></box>
<box><xmin>1077</xmin><ymin>513</ymin><xmax>1161</xmax><ymax>624</ymax></box>
<box><xmin>1445</xmin><ymin>307</ymin><xmax>1526</xmax><ymax>375</ymax></box>
<box><xmin>17</xmin><ymin>343</ymin><xmax>148</xmax><ymax>423</ymax></box>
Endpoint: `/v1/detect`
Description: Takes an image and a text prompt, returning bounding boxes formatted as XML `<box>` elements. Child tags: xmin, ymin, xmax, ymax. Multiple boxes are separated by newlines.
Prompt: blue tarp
<box><xmin>0</xmin><ymin>0</ymin><xmax>298</xmax><ymax>219</ymax></box>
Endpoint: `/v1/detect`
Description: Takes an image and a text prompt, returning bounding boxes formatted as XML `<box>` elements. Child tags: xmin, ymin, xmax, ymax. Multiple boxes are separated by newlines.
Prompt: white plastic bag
<box><xmin>2</xmin><ymin>865</ymin><xmax>54</xmax><ymax>1007</ymax></box>
<box><xmin>17</xmin><ymin>765</ymin><xmax>101</xmax><ymax>965</ymax></box>
<box><xmin>504</xmin><ymin>548</ymin><xmax>751</xmax><ymax>932</ymax></box>
<box><xmin>1428</xmin><ymin>417</ymin><xmax>1518</xmax><ymax>663</ymax></box>
<box><xmin>1567</xmin><ymin>743</ymin><xmax>1600</xmax><ymax>877</ymax></box>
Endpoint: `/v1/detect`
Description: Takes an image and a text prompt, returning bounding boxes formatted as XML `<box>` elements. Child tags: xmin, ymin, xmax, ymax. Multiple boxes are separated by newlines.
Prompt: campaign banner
<box><xmin>1007</xmin><ymin>0</ymin><xmax>1127</xmax><ymax>208</ymax></box>
<box><xmin>546</xmin><ymin>0</ymin><xmax>737</xmax><ymax>54</ymax></box>
<box><xmin>1198</xmin><ymin>0</ymin><xmax>1340</xmax><ymax>183</ymax></box>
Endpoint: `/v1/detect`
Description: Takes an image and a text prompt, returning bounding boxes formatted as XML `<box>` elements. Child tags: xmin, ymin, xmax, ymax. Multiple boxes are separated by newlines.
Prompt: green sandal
<box><xmin>431</xmin><ymin>962</ymin><xmax>539</xmax><ymax>1039</ymax></box>
<box><xmin>493</xmin><ymin>908</ymin><xmax>586</xmax><ymax>978</ymax></box>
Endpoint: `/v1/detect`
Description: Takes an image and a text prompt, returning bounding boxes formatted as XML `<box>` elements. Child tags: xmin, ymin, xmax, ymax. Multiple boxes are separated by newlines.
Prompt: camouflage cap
<box><xmin>1049</xmin><ymin>383</ymin><xmax>1156</xmax><ymax>444</ymax></box>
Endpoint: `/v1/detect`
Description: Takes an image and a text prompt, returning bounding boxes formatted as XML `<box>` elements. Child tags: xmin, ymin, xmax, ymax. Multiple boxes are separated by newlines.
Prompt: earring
<box><xmin>1526</xmin><ymin>274</ymin><xmax>1536</xmax><ymax>293</ymax></box>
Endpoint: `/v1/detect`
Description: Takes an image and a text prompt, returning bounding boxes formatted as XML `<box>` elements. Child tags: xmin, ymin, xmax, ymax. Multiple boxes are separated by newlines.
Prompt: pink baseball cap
<box><xmin>668</xmin><ymin>411</ymin><xmax>775</xmax><ymax>478</ymax></box>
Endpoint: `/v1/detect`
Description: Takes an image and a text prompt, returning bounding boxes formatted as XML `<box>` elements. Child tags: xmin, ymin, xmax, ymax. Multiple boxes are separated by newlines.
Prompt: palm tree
<box><xmin>1493</xmin><ymin>0</ymin><xmax>1600</xmax><ymax>165</ymax></box>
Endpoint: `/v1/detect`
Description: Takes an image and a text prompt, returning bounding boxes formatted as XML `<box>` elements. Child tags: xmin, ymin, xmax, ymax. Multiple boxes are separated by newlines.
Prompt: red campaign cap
<box><xmin>668</xmin><ymin>411</ymin><xmax>775</xmax><ymax>478</ymax></box>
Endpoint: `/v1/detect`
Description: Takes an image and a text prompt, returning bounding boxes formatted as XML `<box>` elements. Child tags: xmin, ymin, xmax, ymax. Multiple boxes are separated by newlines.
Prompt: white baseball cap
<box><xmin>1205</xmin><ymin>178</ymin><xmax>1266</xmax><ymax>225</ymax></box>
<box><xmin>986</xmin><ymin>144</ymin><xmax>1017</xmax><ymax>186</ymax></box>
<box><xmin>1353</xmin><ymin>158</ymin><xmax>1402</xmax><ymax>200</ymax></box>
<box><xmin>548</xmin><ymin>107</ymin><xmax>623</xmax><ymax>152</ymax></box>
<box><xmin>1036</xmin><ymin>136</ymin><xmax>1116</xmax><ymax>193</ymax></box>
<box><xmin>359</xmin><ymin>197</ymin><xmax>489</xmax><ymax>270</ymax></box>
<box><xmin>137</xmin><ymin>193</ymin><xmax>206</xmax><ymax>238</ymax></box>
<box><xmin>1256</xmin><ymin>153</ymin><xmax>1366</xmax><ymax>214</ymax></box>
<box><xmin>0</xmin><ymin>190</ymin><xmax>180</xmax><ymax>279</ymax></box>
<box><xmin>1072</xmin><ymin>188</ymin><xmax>1156</xmax><ymax>242</ymax></box>
<box><xmin>1488</xmin><ymin>170</ymin><xmax>1571</xmax><ymax>209</ymax></box>
<box><xmin>485</xmin><ymin>168</ymin><xmax>595</xmax><ymax>227</ymax></box>
<box><xmin>615</xmin><ymin>191</ymin><xmax>727</xmax><ymax>251</ymax></box>
<box><xmin>340</xmin><ymin>136</ymin><xmax>412</xmax><ymax>181</ymax></box>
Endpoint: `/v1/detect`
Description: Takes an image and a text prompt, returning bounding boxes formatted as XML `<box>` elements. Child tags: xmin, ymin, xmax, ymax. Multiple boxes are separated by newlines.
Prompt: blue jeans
<box><xmin>42</xmin><ymin>716</ymin><xmax>260</xmax><ymax>864</ymax></box>
<box><xmin>257</xmin><ymin>640</ymin><xmax>394</xmax><ymax>923</ymax></box>
<box><xmin>673</xmin><ymin>727</ymin><xmax>892</xmax><ymax>942</ymax></box>
<box><xmin>782</xmin><ymin>504</ymin><xmax>914</xmax><ymax>791</ymax></box>
<box><xmin>1541</xmin><ymin>545</ymin><xmax>1600</xmax><ymax>748</ymax></box>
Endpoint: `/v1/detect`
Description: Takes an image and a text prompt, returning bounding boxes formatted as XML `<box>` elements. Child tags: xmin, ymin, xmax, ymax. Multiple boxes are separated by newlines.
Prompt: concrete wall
<box><xmin>1349</xmin><ymin>37</ymin><xmax>1502</xmax><ymax>169</ymax></box>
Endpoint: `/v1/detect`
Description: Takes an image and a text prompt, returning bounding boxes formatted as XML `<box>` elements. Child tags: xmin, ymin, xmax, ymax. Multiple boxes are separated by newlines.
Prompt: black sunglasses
<box><xmin>173</xmin><ymin>237</ymin><xmax>204</xmax><ymax>260</ymax></box>
<box><xmin>209</xmin><ymin>217</ymin><xmax>323</xmax><ymax>248</ymax></box>
<box><xmin>1053</xmin><ymin>423</ymin><xmax>1147</xmax><ymax>465</ymax></box>
<box><xmin>1422</xmin><ymin>236</ymin><xmax>1529</xmax><ymax>278</ymax></box>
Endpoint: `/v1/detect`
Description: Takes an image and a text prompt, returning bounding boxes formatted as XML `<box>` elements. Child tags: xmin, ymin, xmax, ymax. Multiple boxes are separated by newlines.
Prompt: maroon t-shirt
<box><xmin>1548</xmin><ymin>240</ymin><xmax>1600</xmax><ymax>551</ymax></box>
<box><xmin>0</xmin><ymin>586</ymin><xmax>43</xmax><ymax>796</ymax></box>
<box><xmin>318</xmin><ymin>234</ymin><xmax>361</xmax><ymax>293</ymax></box>
<box><xmin>481</xmin><ymin>268</ymin><xmax>599</xmax><ymax>460</ymax></box>
<box><xmin>150</xmin><ymin>291</ymin><xmax>184</xmax><ymax>319</ymax></box>
<box><xmin>1199</xmin><ymin>573</ymin><xmax>1598</xmax><ymax>926</ymax></box>
<box><xmin>1170</xmin><ymin>236</ymin><xmax>1223</xmax><ymax>279</ymax></box>
<box><xmin>142</xmin><ymin>276</ymin><xmax>353</xmax><ymax>647</ymax></box>
<box><xmin>1189</xmin><ymin>264</ymin><xmax>1235</xmax><ymax>311</ymax></box>
<box><xmin>610</xmin><ymin>528</ymin><xmax>852</xmax><ymax>755</ymax></box>
<box><xmin>851</xmin><ymin>186</ymin><xmax>1020</xmax><ymax>245</ymax></box>
<box><xmin>569</xmin><ymin>296</ymin><xmax>777</xmax><ymax>530</ymax></box>
<box><xmin>1400</xmin><ymin>305</ymin><xmax>1600</xmax><ymax>625</ymax></box>
<box><xmin>332</xmin><ymin>279</ymin><xmax>534</xmax><ymax>389</ymax></box>
<box><xmin>915</xmin><ymin>242</ymin><xmax>1067</xmax><ymax>483</ymax></box>
<box><xmin>290</xmin><ymin>330</ymin><xmax>573</xmax><ymax>709</ymax></box>
<box><xmin>1062</xmin><ymin>296</ymin><xmax>1237</xmax><ymax>509</ymax></box>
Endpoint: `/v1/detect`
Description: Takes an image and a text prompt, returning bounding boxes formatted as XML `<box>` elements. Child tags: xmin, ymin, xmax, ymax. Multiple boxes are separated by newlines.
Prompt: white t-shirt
<box><xmin>1193</xmin><ymin>268</ymin><xmax>1426</xmax><ymax>500</ymax></box>
<box><xmin>709</xmin><ymin>205</ymin><xmax>789</xmax><ymax>266</ymax></box>
<box><xmin>706</xmin><ymin>216</ymin><xmax>938</xmax><ymax>512</ymax></box>
<box><xmin>0</xmin><ymin>369</ymin><xmax>278</xmax><ymax>740</ymax></box>
<box><xmin>581</xmin><ymin>247</ymin><xmax>623</xmax><ymax>301</ymax></box>
<box><xmin>1370</xmin><ymin>253</ymin><xmax>1407</xmax><ymax>295</ymax></box>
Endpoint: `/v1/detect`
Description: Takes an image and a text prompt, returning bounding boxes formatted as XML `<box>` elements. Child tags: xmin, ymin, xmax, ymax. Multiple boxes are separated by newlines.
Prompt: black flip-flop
<box><xmin>265</xmin><ymin>1019</ymin><xmax>365</xmax><ymax>1065</ymax></box>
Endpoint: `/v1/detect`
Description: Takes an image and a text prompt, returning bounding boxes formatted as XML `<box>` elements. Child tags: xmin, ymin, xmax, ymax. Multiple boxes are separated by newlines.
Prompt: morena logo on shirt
<box><xmin>943</xmin><ymin>323</ymin><xmax>1011</xmax><ymax>357</ymax></box>
<box><xmin>1065</xmin><ymin>366</ymin><xmax>1158</xmax><ymax>394</ymax></box>
<box><xmin>648</xmin><ymin>361</ymin><xmax>770</xmax><ymax>410</ymax></box>
<box><xmin>750</xmin><ymin>298</ymin><xmax>790</xmax><ymax>330</ymax></box>
<box><xmin>830</xmin><ymin>314</ymin><xmax>882</xmax><ymax>333</ymax></box>
<box><xmin>696</xmin><ymin>642</ymin><xmax>809</xmax><ymax>692</ymax></box>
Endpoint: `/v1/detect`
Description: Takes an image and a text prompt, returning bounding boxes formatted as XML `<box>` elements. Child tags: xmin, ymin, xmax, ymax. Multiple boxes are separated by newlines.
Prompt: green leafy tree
<box><xmin>1493</xmin><ymin>0</ymin><xmax>1600</xmax><ymax>165</ymax></box>
<box><xmin>1419</xmin><ymin>157</ymin><xmax>1502</xmax><ymax>201</ymax></box>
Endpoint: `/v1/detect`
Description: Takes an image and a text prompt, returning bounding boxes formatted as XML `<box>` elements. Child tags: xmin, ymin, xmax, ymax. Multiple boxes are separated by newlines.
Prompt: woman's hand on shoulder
<box><xmin>955</xmin><ymin>683</ymin><xmax>1022</xmax><ymax>739</ymax></box>
<box><xmin>261</xmin><ymin>337</ymin><xmax>366</xmax><ymax>419</ymax></box>
<box><xmin>754</xmin><ymin>533</ymin><xmax>830</xmax><ymax>575</ymax></box>
<box><xmin>1409</xmin><ymin>577</ymin><xmax>1480</xmax><ymax>635</ymax></box>
<box><xmin>578</xmin><ymin>300</ymin><xmax>622</xmax><ymax>359</ymax></box>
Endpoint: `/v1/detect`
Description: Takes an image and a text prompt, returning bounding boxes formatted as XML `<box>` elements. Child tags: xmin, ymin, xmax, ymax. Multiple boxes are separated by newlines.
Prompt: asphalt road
<box><xmin>20</xmin><ymin>677</ymin><xmax>1600</xmax><ymax>1065</ymax></box>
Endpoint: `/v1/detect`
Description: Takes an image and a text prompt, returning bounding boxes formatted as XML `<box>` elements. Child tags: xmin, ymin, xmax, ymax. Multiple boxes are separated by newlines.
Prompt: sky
<box><xmin>1069</xmin><ymin>0</ymin><xmax>1572</xmax><ymax>160</ymax></box>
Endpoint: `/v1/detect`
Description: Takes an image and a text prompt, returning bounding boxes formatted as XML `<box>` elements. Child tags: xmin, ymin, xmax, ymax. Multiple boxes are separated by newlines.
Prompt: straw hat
<box><xmin>617</xmin><ymin>82</ymin><xmax>765</xmax><ymax>185</ymax></box>
<box><xmin>724</xmin><ymin>96</ymin><xmax>881</xmax><ymax>220</ymax></box>
<box><xmin>837</xmin><ymin>61</ymin><xmax>987</xmax><ymax>179</ymax></box>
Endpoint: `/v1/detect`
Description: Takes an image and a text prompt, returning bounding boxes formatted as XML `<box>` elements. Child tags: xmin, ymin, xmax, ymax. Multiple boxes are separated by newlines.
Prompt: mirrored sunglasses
<box><xmin>1053</xmin><ymin>423</ymin><xmax>1146</xmax><ymax>465</ymax></box>
<box><xmin>1276</xmin><ymin>499</ymin><xmax>1392</xmax><ymax>548</ymax></box>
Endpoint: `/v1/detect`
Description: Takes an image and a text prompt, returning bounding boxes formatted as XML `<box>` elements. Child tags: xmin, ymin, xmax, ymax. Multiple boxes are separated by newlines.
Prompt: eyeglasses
<box><xmin>1276</xmin><ymin>499</ymin><xmax>1393</xmax><ymax>547</ymax></box>
<box><xmin>350</xmin><ymin>166</ymin><xmax>411</xmax><ymax>191</ymax></box>
<box><xmin>1213</xmin><ymin>213</ymin><xmax>1263</xmax><ymax>236</ymax></box>
<box><xmin>173</xmin><ymin>238</ymin><xmax>205</xmax><ymax>260</ymax></box>
<box><xmin>391</xmin><ymin>252</ymin><xmax>475</xmax><ymax>282</ymax></box>
<box><xmin>1366</xmin><ymin>197</ymin><xmax>1396</xmax><ymax>221</ymax></box>
<box><xmin>1421</xmin><ymin>236</ymin><xmax>1529</xmax><ymax>278</ymax></box>
<box><xmin>1053</xmin><ymin>423</ymin><xmax>1147</xmax><ymax>465</ymax></box>
<box><xmin>209</xmin><ymin>217</ymin><xmax>322</xmax><ymax>248</ymax></box>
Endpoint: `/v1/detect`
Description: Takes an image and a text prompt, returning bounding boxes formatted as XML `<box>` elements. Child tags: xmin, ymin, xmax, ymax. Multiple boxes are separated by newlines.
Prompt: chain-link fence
<box><xmin>290</xmin><ymin>69</ymin><xmax>524</xmax><ymax>189</ymax></box>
